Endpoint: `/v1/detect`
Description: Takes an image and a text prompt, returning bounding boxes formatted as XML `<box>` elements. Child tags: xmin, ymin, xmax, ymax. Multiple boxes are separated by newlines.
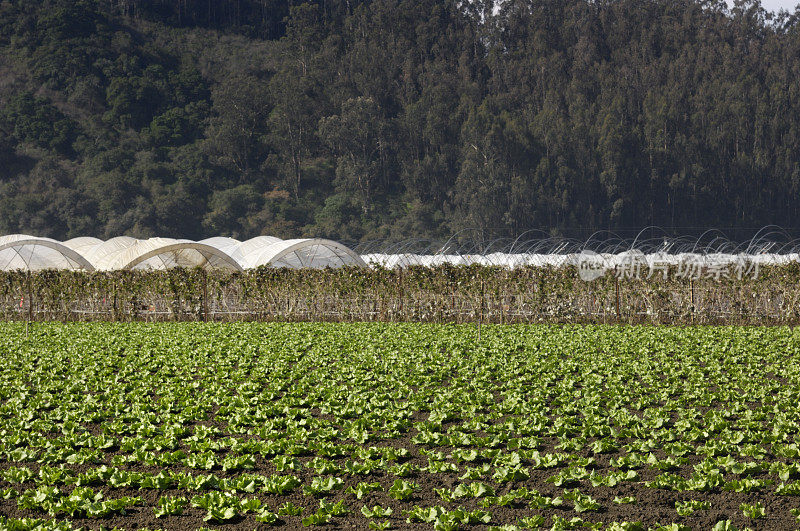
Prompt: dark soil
<box><xmin>2</xmin><ymin>417</ymin><xmax>799</xmax><ymax>530</ymax></box>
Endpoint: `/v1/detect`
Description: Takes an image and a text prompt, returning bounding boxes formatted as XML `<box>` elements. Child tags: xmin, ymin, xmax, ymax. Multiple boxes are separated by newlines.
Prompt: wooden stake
<box><xmin>398</xmin><ymin>269</ymin><xmax>403</xmax><ymax>322</ymax></box>
<box><xmin>27</xmin><ymin>271</ymin><xmax>33</xmax><ymax>323</ymax></box>
<box><xmin>478</xmin><ymin>278</ymin><xmax>484</xmax><ymax>341</ymax></box>
<box><xmin>202</xmin><ymin>269</ymin><xmax>209</xmax><ymax>322</ymax></box>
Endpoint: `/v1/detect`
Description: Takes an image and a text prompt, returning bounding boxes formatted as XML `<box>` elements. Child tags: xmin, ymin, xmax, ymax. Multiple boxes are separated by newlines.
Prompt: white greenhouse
<box><xmin>2</xmin><ymin>232</ymin><xmax>792</xmax><ymax>273</ymax></box>
<box><xmin>0</xmin><ymin>235</ymin><xmax>95</xmax><ymax>271</ymax></box>
<box><xmin>0</xmin><ymin>234</ymin><xmax>366</xmax><ymax>272</ymax></box>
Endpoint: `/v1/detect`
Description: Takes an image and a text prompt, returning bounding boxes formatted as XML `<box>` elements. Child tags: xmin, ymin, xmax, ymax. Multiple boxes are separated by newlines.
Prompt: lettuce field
<box><xmin>1</xmin><ymin>323</ymin><xmax>800</xmax><ymax>530</ymax></box>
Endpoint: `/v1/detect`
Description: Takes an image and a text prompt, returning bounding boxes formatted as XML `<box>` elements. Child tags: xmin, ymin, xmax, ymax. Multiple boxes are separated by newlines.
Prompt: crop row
<box><xmin>3</xmin><ymin>264</ymin><xmax>800</xmax><ymax>324</ymax></box>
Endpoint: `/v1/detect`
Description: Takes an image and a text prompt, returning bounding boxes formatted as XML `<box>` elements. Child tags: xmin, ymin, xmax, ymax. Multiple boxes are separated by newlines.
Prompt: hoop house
<box><xmin>85</xmin><ymin>238</ymin><xmax>243</xmax><ymax>271</ymax></box>
<box><xmin>238</xmin><ymin>238</ymin><xmax>367</xmax><ymax>269</ymax></box>
<box><xmin>2</xmin><ymin>234</ymin><xmax>366</xmax><ymax>271</ymax></box>
<box><xmin>0</xmin><ymin>235</ymin><xmax>94</xmax><ymax>271</ymax></box>
<box><xmin>198</xmin><ymin>237</ymin><xmax>242</xmax><ymax>258</ymax></box>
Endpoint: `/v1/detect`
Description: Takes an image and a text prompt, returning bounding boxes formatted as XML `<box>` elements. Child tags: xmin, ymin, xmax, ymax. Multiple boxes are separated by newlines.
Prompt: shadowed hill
<box><xmin>1</xmin><ymin>0</ymin><xmax>799</xmax><ymax>241</ymax></box>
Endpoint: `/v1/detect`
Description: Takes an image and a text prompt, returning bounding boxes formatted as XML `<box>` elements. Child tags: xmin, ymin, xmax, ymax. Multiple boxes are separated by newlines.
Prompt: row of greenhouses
<box><xmin>0</xmin><ymin>235</ymin><xmax>365</xmax><ymax>271</ymax></box>
<box><xmin>0</xmin><ymin>233</ymin><xmax>794</xmax><ymax>272</ymax></box>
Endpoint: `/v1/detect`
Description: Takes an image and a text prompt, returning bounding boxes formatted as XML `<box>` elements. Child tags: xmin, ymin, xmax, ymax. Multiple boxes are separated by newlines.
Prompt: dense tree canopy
<box><xmin>0</xmin><ymin>0</ymin><xmax>799</xmax><ymax>241</ymax></box>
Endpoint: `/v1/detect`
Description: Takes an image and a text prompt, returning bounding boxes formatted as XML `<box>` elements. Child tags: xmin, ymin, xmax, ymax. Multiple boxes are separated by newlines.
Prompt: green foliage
<box><xmin>388</xmin><ymin>479</ymin><xmax>418</xmax><ymax>501</ymax></box>
<box><xmin>740</xmin><ymin>501</ymin><xmax>766</xmax><ymax>519</ymax></box>
<box><xmin>2</xmin><ymin>322</ymin><xmax>800</xmax><ymax>528</ymax></box>
<box><xmin>607</xmin><ymin>524</ymin><xmax>647</xmax><ymax>531</ymax></box>
<box><xmin>362</xmin><ymin>505</ymin><xmax>392</xmax><ymax>518</ymax></box>
<box><xmin>302</xmin><ymin>476</ymin><xmax>344</xmax><ymax>496</ymax></box>
<box><xmin>675</xmin><ymin>499</ymin><xmax>710</xmax><ymax>516</ymax></box>
<box><xmin>190</xmin><ymin>491</ymin><xmax>245</xmax><ymax>522</ymax></box>
<box><xmin>153</xmin><ymin>496</ymin><xmax>187</xmax><ymax>518</ymax></box>
<box><xmin>301</xmin><ymin>499</ymin><xmax>348</xmax><ymax>528</ymax></box>
<box><xmin>0</xmin><ymin>92</ymin><xmax>78</xmax><ymax>155</ymax></box>
<box><xmin>776</xmin><ymin>481</ymin><xmax>800</xmax><ymax>496</ymax></box>
<box><xmin>2</xmin><ymin>0</ymin><xmax>800</xmax><ymax>238</ymax></box>
<box><xmin>277</xmin><ymin>501</ymin><xmax>303</xmax><ymax>516</ymax></box>
<box><xmin>563</xmin><ymin>489</ymin><xmax>601</xmax><ymax>513</ymax></box>
<box><xmin>273</xmin><ymin>455</ymin><xmax>302</xmax><ymax>472</ymax></box>
<box><xmin>255</xmin><ymin>507</ymin><xmax>279</xmax><ymax>524</ymax></box>
<box><xmin>348</xmin><ymin>482</ymin><xmax>383</xmax><ymax>499</ymax></box>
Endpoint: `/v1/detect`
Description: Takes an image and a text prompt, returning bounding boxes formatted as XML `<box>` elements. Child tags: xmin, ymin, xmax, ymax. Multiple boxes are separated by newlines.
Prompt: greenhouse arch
<box><xmin>121</xmin><ymin>241</ymin><xmax>244</xmax><ymax>272</ymax></box>
<box><xmin>0</xmin><ymin>235</ymin><xmax>95</xmax><ymax>271</ymax></box>
<box><xmin>241</xmin><ymin>238</ymin><xmax>368</xmax><ymax>269</ymax></box>
<box><xmin>0</xmin><ymin>234</ymin><xmax>365</xmax><ymax>271</ymax></box>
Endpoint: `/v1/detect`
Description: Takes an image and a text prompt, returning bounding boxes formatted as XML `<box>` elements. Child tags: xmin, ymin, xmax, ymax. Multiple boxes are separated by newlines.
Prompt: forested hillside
<box><xmin>0</xmin><ymin>0</ymin><xmax>799</xmax><ymax>241</ymax></box>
